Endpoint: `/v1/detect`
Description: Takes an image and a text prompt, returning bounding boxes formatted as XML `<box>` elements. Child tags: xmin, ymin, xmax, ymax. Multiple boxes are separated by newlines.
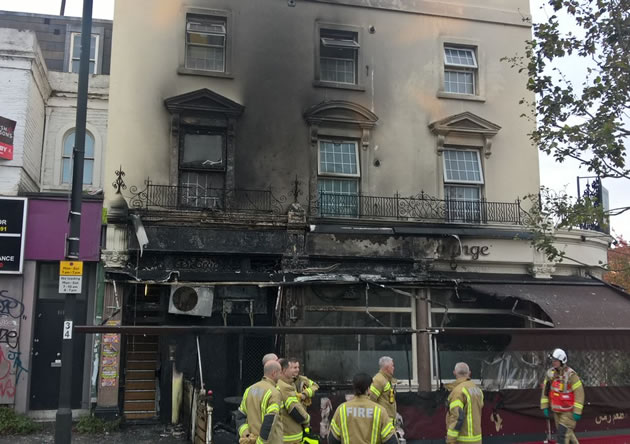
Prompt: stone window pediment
<box><xmin>304</xmin><ymin>100</ymin><xmax>378</xmax><ymax>129</ymax></box>
<box><xmin>164</xmin><ymin>88</ymin><xmax>244</xmax><ymax>117</ymax></box>
<box><xmin>429</xmin><ymin>111</ymin><xmax>501</xmax><ymax>157</ymax></box>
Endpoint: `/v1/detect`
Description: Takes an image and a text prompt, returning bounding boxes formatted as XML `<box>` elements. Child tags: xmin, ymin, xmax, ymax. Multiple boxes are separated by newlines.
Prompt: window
<box><xmin>317</xmin><ymin>140</ymin><xmax>360</xmax><ymax>216</ymax></box>
<box><xmin>319</xmin><ymin>29</ymin><xmax>359</xmax><ymax>85</ymax></box>
<box><xmin>443</xmin><ymin>149</ymin><xmax>483</xmax><ymax>221</ymax></box>
<box><xmin>178</xmin><ymin>128</ymin><xmax>226</xmax><ymax>208</ymax></box>
<box><xmin>69</xmin><ymin>33</ymin><xmax>99</xmax><ymax>74</ymax></box>
<box><xmin>62</xmin><ymin>130</ymin><xmax>94</xmax><ymax>185</ymax></box>
<box><xmin>186</xmin><ymin>14</ymin><xmax>227</xmax><ymax>72</ymax></box>
<box><xmin>443</xmin><ymin>46</ymin><xmax>477</xmax><ymax>95</ymax></box>
<box><xmin>298</xmin><ymin>285</ymin><xmax>415</xmax><ymax>385</ymax></box>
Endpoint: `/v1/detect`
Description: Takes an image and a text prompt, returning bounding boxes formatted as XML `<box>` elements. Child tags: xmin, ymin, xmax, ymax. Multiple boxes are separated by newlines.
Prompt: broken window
<box><xmin>290</xmin><ymin>285</ymin><xmax>414</xmax><ymax>385</ymax></box>
<box><xmin>178</xmin><ymin>127</ymin><xmax>226</xmax><ymax>208</ymax></box>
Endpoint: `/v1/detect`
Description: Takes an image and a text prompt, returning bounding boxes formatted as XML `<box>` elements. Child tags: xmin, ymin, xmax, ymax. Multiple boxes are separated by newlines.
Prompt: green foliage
<box><xmin>503</xmin><ymin>0</ymin><xmax>628</xmax><ymax>260</ymax></box>
<box><xmin>510</xmin><ymin>0</ymin><xmax>630</xmax><ymax>180</ymax></box>
<box><xmin>0</xmin><ymin>407</ymin><xmax>41</xmax><ymax>435</ymax></box>
<box><xmin>75</xmin><ymin>415</ymin><xmax>121</xmax><ymax>434</ymax></box>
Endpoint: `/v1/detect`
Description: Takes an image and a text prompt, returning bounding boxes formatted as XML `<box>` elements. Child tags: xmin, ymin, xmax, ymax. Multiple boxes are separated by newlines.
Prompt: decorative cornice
<box><xmin>429</xmin><ymin>111</ymin><xmax>501</xmax><ymax>157</ymax></box>
<box><xmin>164</xmin><ymin>88</ymin><xmax>244</xmax><ymax>116</ymax></box>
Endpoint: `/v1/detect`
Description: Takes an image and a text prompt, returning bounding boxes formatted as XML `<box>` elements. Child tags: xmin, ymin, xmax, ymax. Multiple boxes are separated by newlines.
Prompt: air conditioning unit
<box><xmin>168</xmin><ymin>285</ymin><xmax>214</xmax><ymax>317</ymax></box>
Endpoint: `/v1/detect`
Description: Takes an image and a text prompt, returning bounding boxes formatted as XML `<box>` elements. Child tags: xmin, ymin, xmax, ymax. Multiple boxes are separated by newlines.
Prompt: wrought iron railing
<box><xmin>316</xmin><ymin>191</ymin><xmax>523</xmax><ymax>224</ymax></box>
<box><xmin>130</xmin><ymin>183</ymin><xmax>281</xmax><ymax>214</ymax></box>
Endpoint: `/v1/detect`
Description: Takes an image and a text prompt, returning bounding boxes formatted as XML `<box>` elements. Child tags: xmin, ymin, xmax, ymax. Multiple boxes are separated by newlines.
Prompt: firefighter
<box><xmin>445</xmin><ymin>362</ymin><xmax>483</xmax><ymax>444</ymax></box>
<box><xmin>277</xmin><ymin>359</ymin><xmax>311</xmax><ymax>444</ymax></box>
<box><xmin>262</xmin><ymin>353</ymin><xmax>279</xmax><ymax>366</ymax></box>
<box><xmin>235</xmin><ymin>360</ymin><xmax>283</xmax><ymax>444</ymax></box>
<box><xmin>328</xmin><ymin>373</ymin><xmax>398</xmax><ymax>444</ymax></box>
<box><xmin>369</xmin><ymin>356</ymin><xmax>397</xmax><ymax>425</ymax></box>
<box><xmin>289</xmin><ymin>357</ymin><xmax>319</xmax><ymax>408</ymax></box>
<box><xmin>540</xmin><ymin>348</ymin><xmax>585</xmax><ymax>444</ymax></box>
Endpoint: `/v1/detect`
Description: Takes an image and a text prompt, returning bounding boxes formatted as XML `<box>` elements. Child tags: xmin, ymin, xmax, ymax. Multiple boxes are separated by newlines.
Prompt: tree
<box><xmin>604</xmin><ymin>237</ymin><xmax>630</xmax><ymax>290</ymax></box>
<box><xmin>505</xmin><ymin>0</ymin><xmax>630</xmax><ymax>262</ymax></box>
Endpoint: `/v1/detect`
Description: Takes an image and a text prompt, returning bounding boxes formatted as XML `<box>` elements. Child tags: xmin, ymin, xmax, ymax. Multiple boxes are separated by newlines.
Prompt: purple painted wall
<box><xmin>24</xmin><ymin>199</ymin><xmax>103</xmax><ymax>261</ymax></box>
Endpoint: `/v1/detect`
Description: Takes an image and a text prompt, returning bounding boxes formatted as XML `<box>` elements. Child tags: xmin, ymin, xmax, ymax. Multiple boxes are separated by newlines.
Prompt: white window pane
<box><xmin>64</xmin><ymin>132</ymin><xmax>75</xmax><ymax>156</ymax></box>
<box><xmin>321</xmin><ymin>57</ymin><xmax>356</xmax><ymax>84</ymax></box>
<box><xmin>85</xmin><ymin>133</ymin><xmax>95</xmax><ymax>158</ymax></box>
<box><xmin>83</xmin><ymin>159</ymin><xmax>93</xmax><ymax>185</ymax></box>
<box><xmin>319</xmin><ymin>141</ymin><xmax>358</xmax><ymax>175</ymax></box>
<box><xmin>90</xmin><ymin>36</ymin><xmax>97</xmax><ymax>59</ymax></box>
<box><xmin>186</xmin><ymin>45</ymin><xmax>225</xmax><ymax>71</ymax></box>
<box><xmin>71</xmin><ymin>60</ymin><xmax>80</xmax><ymax>73</ymax></box>
<box><xmin>62</xmin><ymin>158</ymin><xmax>72</xmax><ymax>184</ymax></box>
<box><xmin>444</xmin><ymin>47</ymin><xmax>477</xmax><ymax>67</ymax></box>
<box><xmin>72</xmin><ymin>34</ymin><xmax>81</xmax><ymax>58</ymax></box>
<box><xmin>444</xmin><ymin>150</ymin><xmax>482</xmax><ymax>183</ymax></box>
<box><xmin>318</xmin><ymin>178</ymin><xmax>359</xmax><ymax>216</ymax></box>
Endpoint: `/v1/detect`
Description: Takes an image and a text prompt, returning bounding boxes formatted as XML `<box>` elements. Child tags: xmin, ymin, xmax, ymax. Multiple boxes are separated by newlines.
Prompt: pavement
<box><xmin>0</xmin><ymin>423</ymin><xmax>189</xmax><ymax>444</ymax></box>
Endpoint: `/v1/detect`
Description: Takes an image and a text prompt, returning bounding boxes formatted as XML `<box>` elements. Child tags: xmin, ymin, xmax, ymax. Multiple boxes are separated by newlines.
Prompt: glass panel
<box><xmin>186</xmin><ymin>45</ymin><xmax>225</xmax><ymax>72</ymax></box>
<box><xmin>321</xmin><ymin>55</ymin><xmax>356</xmax><ymax>84</ymax></box>
<box><xmin>71</xmin><ymin>60</ymin><xmax>80</xmax><ymax>73</ymax></box>
<box><xmin>187</xmin><ymin>32</ymin><xmax>225</xmax><ymax>47</ymax></box>
<box><xmin>445</xmin><ymin>186</ymin><xmax>481</xmax><ymax>222</ymax></box>
<box><xmin>85</xmin><ymin>133</ymin><xmax>95</xmax><ymax>158</ymax></box>
<box><xmin>319</xmin><ymin>142</ymin><xmax>357</xmax><ymax>175</ymax></box>
<box><xmin>90</xmin><ymin>35</ymin><xmax>97</xmax><ymax>59</ymax></box>
<box><xmin>443</xmin><ymin>150</ymin><xmax>482</xmax><ymax>183</ymax></box>
<box><xmin>83</xmin><ymin>159</ymin><xmax>93</xmax><ymax>185</ymax></box>
<box><xmin>444</xmin><ymin>70</ymin><xmax>474</xmax><ymax>94</ymax></box>
<box><xmin>182</xmin><ymin>133</ymin><xmax>224</xmax><ymax>168</ymax></box>
<box><xmin>63</xmin><ymin>132</ymin><xmax>75</xmax><ymax>156</ymax></box>
<box><xmin>178</xmin><ymin>171</ymin><xmax>225</xmax><ymax>209</ymax></box>
<box><xmin>72</xmin><ymin>34</ymin><xmax>81</xmax><ymax>58</ymax></box>
<box><xmin>318</xmin><ymin>179</ymin><xmax>359</xmax><ymax>217</ymax></box>
<box><xmin>62</xmin><ymin>158</ymin><xmax>72</xmax><ymax>184</ymax></box>
<box><xmin>444</xmin><ymin>47</ymin><xmax>477</xmax><ymax>67</ymax></box>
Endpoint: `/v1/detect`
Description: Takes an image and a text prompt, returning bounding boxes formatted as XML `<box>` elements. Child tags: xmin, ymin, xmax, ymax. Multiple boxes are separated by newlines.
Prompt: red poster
<box><xmin>0</xmin><ymin>116</ymin><xmax>17</xmax><ymax>160</ymax></box>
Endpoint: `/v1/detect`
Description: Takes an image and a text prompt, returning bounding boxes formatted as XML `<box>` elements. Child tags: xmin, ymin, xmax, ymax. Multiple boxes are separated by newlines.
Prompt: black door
<box><xmin>30</xmin><ymin>263</ymin><xmax>89</xmax><ymax>410</ymax></box>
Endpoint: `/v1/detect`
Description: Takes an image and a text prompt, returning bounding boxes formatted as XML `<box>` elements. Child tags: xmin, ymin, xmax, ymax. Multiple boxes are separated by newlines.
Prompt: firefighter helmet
<box><xmin>550</xmin><ymin>348</ymin><xmax>567</xmax><ymax>364</ymax></box>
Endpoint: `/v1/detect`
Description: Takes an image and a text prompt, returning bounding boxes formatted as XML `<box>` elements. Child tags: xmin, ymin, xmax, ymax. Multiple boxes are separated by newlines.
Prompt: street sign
<box><xmin>60</xmin><ymin>260</ymin><xmax>83</xmax><ymax>276</ymax></box>
<box><xmin>63</xmin><ymin>321</ymin><xmax>73</xmax><ymax>340</ymax></box>
<box><xmin>0</xmin><ymin>197</ymin><xmax>28</xmax><ymax>274</ymax></box>
<box><xmin>59</xmin><ymin>260</ymin><xmax>83</xmax><ymax>294</ymax></box>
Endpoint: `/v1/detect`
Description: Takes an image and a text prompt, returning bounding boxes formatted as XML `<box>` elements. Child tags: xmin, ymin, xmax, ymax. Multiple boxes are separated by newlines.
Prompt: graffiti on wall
<box><xmin>0</xmin><ymin>288</ymin><xmax>27</xmax><ymax>403</ymax></box>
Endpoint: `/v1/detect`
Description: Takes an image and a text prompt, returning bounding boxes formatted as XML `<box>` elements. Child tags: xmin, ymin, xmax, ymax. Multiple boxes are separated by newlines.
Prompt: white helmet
<box><xmin>550</xmin><ymin>348</ymin><xmax>567</xmax><ymax>364</ymax></box>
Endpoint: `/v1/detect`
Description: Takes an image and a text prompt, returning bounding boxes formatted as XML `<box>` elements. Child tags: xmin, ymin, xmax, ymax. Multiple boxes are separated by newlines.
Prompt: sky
<box><xmin>1</xmin><ymin>0</ymin><xmax>628</xmax><ymax>239</ymax></box>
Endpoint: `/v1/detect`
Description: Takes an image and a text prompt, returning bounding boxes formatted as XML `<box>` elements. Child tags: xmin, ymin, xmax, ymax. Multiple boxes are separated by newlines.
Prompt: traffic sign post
<box><xmin>55</xmin><ymin>1</ymin><xmax>93</xmax><ymax>442</ymax></box>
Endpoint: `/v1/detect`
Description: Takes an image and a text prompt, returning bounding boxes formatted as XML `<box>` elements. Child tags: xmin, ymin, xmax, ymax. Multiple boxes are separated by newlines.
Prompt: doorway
<box><xmin>30</xmin><ymin>263</ymin><xmax>89</xmax><ymax>410</ymax></box>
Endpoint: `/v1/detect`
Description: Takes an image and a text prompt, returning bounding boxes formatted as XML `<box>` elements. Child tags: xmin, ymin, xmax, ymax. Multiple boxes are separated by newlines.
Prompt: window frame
<box><xmin>179</xmin><ymin>9</ymin><xmax>233</xmax><ymax>79</ymax></box>
<box><xmin>61</xmin><ymin>129</ymin><xmax>96</xmax><ymax>185</ymax></box>
<box><xmin>314</xmin><ymin>22</ymin><xmax>365</xmax><ymax>91</ymax></box>
<box><xmin>185</xmin><ymin>15</ymin><xmax>227</xmax><ymax>73</ymax></box>
<box><xmin>179</xmin><ymin>127</ymin><xmax>227</xmax><ymax>172</ymax></box>
<box><xmin>442</xmin><ymin>148</ymin><xmax>484</xmax><ymax>185</ymax></box>
<box><xmin>317</xmin><ymin>139</ymin><xmax>361</xmax><ymax>178</ymax></box>
<box><xmin>68</xmin><ymin>32</ymin><xmax>100</xmax><ymax>74</ymax></box>
<box><xmin>443</xmin><ymin>46</ymin><xmax>477</xmax><ymax>96</ymax></box>
<box><xmin>437</xmin><ymin>38</ymin><xmax>485</xmax><ymax>102</ymax></box>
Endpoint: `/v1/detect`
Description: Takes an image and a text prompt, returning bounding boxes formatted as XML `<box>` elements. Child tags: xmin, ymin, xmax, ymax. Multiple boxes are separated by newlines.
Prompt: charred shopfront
<box><xmin>90</xmin><ymin>190</ymin><xmax>630</xmax><ymax>442</ymax></box>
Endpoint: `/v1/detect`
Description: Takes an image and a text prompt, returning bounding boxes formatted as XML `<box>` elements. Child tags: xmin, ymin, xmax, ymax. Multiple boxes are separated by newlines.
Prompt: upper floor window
<box><xmin>443</xmin><ymin>46</ymin><xmax>478</xmax><ymax>95</ymax></box>
<box><xmin>320</xmin><ymin>29</ymin><xmax>359</xmax><ymax>85</ymax></box>
<box><xmin>62</xmin><ymin>130</ymin><xmax>94</xmax><ymax>185</ymax></box>
<box><xmin>443</xmin><ymin>149</ymin><xmax>483</xmax><ymax>222</ymax></box>
<box><xmin>186</xmin><ymin>14</ymin><xmax>227</xmax><ymax>72</ymax></box>
<box><xmin>317</xmin><ymin>140</ymin><xmax>360</xmax><ymax>217</ymax></box>
<box><xmin>69</xmin><ymin>33</ymin><xmax>99</xmax><ymax>74</ymax></box>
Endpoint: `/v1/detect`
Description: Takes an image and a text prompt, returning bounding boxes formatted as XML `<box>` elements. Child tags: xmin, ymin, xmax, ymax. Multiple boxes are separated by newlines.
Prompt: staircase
<box><xmin>123</xmin><ymin>335</ymin><xmax>158</xmax><ymax>420</ymax></box>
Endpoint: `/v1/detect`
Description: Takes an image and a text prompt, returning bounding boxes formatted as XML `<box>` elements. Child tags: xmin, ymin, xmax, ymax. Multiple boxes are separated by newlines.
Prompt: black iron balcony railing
<box><xmin>130</xmin><ymin>183</ymin><xmax>279</xmax><ymax>214</ymax></box>
<box><xmin>315</xmin><ymin>191</ymin><xmax>523</xmax><ymax>224</ymax></box>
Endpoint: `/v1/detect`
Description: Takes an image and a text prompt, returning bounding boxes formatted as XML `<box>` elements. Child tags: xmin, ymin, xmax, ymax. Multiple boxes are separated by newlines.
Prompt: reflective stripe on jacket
<box><xmin>278</xmin><ymin>378</ymin><xmax>310</xmax><ymax>443</ymax></box>
<box><xmin>238</xmin><ymin>376</ymin><xmax>283</xmax><ymax>443</ymax></box>
<box><xmin>330</xmin><ymin>395</ymin><xmax>396</xmax><ymax>444</ymax></box>
<box><xmin>368</xmin><ymin>371</ymin><xmax>397</xmax><ymax>422</ymax></box>
<box><xmin>446</xmin><ymin>378</ymin><xmax>483</xmax><ymax>444</ymax></box>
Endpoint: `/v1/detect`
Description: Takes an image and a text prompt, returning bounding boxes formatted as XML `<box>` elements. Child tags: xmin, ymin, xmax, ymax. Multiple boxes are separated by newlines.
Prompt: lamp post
<box><xmin>55</xmin><ymin>0</ymin><xmax>93</xmax><ymax>442</ymax></box>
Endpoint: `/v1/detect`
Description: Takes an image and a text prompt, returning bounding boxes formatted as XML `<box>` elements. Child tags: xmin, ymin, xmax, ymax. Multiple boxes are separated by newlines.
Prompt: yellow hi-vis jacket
<box><xmin>446</xmin><ymin>377</ymin><xmax>484</xmax><ymax>444</ymax></box>
<box><xmin>540</xmin><ymin>366</ymin><xmax>585</xmax><ymax>415</ymax></box>
<box><xmin>278</xmin><ymin>378</ymin><xmax>310</xmax><ymax>443</ymax></box>
<box><xmin>237</xmin><ymin>376</ymin><xmax>283</xmax><ymax>444</ymax></box>
<box><xmin>329</xmin><ymin>394</ymin><xmax>397</xmax><ymax>444</ymax></box>
<box><xmin>369</xmin><ymin>371</ymin><xmax>397</xmax><ymax>422</ymax></box>
<box><xmin>294</xmin><ymin>374</ymin><xmax>319</xmax><ymax>406</ymax></box>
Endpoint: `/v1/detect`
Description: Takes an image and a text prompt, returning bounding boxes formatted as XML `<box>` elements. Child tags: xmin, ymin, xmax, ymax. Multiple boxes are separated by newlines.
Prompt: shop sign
<box><xmin>0</xmin><ymin>116</ymin><xmax>16</xmax><ymax>161</ymax></box>
<box><xmin>0</xmin><ymin>197</ymin><xmax>27</xmax><ymax>274</ymax></box>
